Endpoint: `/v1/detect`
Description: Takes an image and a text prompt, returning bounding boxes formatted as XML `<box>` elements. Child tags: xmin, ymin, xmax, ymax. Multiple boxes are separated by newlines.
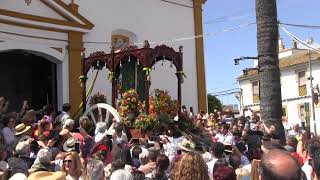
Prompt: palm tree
<box><xmin>256</xmin><ymin>0</ymin><xmax>285</xmax><ymax>143</ymax></box>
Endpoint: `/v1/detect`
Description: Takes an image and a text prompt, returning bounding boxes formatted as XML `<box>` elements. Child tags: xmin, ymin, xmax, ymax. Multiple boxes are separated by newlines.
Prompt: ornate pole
<box><xmin>81</xmin><ymin>52</ymin><xmax>87</xmax><ymax>113</ymax></box>
<box><xmin>145</xmin><ymin>73</ymin><xmax>150</xmax><ymax>115</ymax></box>
<box><xmin>177</xmin><ymin>73</ymin><xmax>182</xmax><ymax>107</ymax></box>
<box><xmin>143</xmin><ymin>40</ymin><xmax>151</xmax><ymax>115</ymax></box>
<box><xmin>178</xmin><ymin>46</ymin><xmax>183</xmax><ymax>108</ymax></box>
<box><xmin>111</xmin><ymin>47</ymin><xmax>116</xmax><ymax>107</ymax></box>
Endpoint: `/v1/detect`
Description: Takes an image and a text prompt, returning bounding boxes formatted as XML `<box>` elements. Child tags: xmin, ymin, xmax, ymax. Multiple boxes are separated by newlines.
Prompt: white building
<box><xmin>238</xmin><ymin>39</ymin><xmax>320</xmax><ymax>134</ymax></box>
<box><xmin>0</xmin><ymin>0</ymin><xmax>207</xmax><ymax>114</ymax></box>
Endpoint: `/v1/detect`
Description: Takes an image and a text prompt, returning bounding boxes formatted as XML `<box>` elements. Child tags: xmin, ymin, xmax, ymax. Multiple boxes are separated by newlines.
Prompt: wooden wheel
<box><xmin>83</xmin><ymin>103</ymin><xmax>121</xmax><ymax>124</ymax></box>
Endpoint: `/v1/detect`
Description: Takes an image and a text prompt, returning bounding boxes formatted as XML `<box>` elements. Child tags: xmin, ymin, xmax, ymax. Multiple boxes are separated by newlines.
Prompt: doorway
<box><xmin>0</xmin><ymin>50</ymin><xmax>57</xmax><ymax>111</ymax></box>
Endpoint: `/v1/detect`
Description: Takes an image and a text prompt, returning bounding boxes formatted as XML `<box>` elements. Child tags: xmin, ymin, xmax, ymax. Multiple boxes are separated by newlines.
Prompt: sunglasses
<box><xmin>63</xmin><ymin>160</ymin><xmax>73</xmax><ymax>164</ymax></box>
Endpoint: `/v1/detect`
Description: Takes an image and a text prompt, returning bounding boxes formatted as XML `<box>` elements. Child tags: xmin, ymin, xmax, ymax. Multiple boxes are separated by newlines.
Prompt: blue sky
<box><xmin>203</xmin><ymin>0</ymin><xmax>320</xmax><ymax>105</ymax></box>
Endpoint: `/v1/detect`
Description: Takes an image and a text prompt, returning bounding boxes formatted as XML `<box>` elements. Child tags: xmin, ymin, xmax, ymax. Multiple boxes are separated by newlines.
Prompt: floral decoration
<box><xmin>152</xmin><ymin>89</ymin><xmax>179</xmax><ymax>118</ymax></box>
<box><xmin>118</xmin><ymin>89</ymin><xmax>140</xmax><ymax>126</ymax></box>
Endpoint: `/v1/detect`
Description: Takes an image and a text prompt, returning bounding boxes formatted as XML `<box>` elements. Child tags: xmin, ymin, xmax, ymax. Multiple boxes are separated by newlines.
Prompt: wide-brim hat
<box><xmin>15</xmin><ymin>123</ymin><xmax>31</xmax><ymax>136</ymax></box>
<box><xmin>59</xmin><ymin>129</ymin><xmax>72</xmax><ymax>139</ymax></box>
<box><xmin>9</xmin><ymin>173</ymin><xmax>27</xmax><ymax>180</ymax></box>
<box><xmin>223</xmin><ymin>143</ymin><xmax>233</xmax><ymax>153</ymax></box>
<box><xmin>63</xmin><ymin>137</ymin><xmax>76</xmax><ymax>152</ymax></box>
<box><xmin>27</xmin><ymin>171</ymin><xmax>66</xmax><ymax>180</ymax></box>
<box><xmin>178</xmin><ymin>138</ymin><xmax>195</xmax><ymax>152</ymax></box>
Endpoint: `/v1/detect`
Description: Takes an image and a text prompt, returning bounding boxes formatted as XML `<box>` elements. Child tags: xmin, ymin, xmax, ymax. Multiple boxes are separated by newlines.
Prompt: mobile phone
<box><xmin>131</xmin><ymin>138</ymin><xmax>140</xmax><ymax>144</ymax></box>
<box><xmin>75</xmin><ymin>142</ymin><xmax>80</xmax><ymax>153</ymax></box>
<box><xmin>177</xmin><ymin>149</ymin><xmax>182</xmax><ymax>155</ymax></box>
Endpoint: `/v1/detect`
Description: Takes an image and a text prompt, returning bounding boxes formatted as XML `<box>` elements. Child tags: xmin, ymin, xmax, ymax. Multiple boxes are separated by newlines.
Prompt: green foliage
<box><xmin>207</xmin><ymin>94</ymin><xmax>222</xmax><ymax>113</ymax></box>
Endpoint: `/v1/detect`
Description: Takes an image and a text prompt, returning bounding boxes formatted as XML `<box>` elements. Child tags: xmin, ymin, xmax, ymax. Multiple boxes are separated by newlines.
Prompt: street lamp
<box><xmin>234</xmin><ymin>56</ymin><xmax>259</xmax><ymax>66</ymax></box>
<box><xmin>307</xmin><ymin>38</ymin><xmax>317</xmax><ymax>134</ymax></box>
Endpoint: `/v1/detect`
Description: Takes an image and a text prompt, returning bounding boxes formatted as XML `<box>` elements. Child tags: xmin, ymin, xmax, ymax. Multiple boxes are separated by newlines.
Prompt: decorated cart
<box><xmin>79</xmin><ymin>41</ymin><xmax>184</xmax><ymax>137</ymax></box>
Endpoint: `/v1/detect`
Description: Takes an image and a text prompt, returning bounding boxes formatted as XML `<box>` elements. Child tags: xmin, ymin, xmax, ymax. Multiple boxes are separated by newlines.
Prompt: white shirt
<box><xmin>215</xmin><ymin>133</ymin><xmax>234</xmax><ymax>145</ymax></box>
<box><xmin>302</xmin><ymin>161</ymin><xmax>313</xmax><ymax>180</ymax></box>
<box><xmin>207</xmin><ymin>158</ymin><xmax>218</xmax><ymax>180</ymax></box>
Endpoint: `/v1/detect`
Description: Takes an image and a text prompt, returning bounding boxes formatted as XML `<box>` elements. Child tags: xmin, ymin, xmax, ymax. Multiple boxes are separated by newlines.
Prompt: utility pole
<box><xmin>256</xmin><ymin>0</ymin><xmax>285</xmax><ymax>143</ymax></box>
<box><xmin>307</xmin><ymin>38</ymin><xmax>317</xmax><ymax>134</ymax></box>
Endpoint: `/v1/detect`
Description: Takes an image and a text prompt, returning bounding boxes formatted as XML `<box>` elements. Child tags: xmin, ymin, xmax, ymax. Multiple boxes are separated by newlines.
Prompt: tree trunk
<box><xmin>256</xmin><ymin>0</ymin><xmax>285</xmax><ymax>144</ymax></box>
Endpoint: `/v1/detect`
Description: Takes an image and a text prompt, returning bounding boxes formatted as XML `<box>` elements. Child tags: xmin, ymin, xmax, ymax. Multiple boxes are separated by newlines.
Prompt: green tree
<box><xmin>207</xmin><ymin>94</ymin><xmax>222</xmax><ymax>113</ymax></box>
<box><xmin>256</xmin><ymin>0</ymin><xmax>285</xmax><ymax>143</ymax></box>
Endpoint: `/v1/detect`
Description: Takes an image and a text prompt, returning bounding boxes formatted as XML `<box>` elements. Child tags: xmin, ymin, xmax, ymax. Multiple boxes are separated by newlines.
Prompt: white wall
<box><xmin>239</xmin><ymin>78</ymin><xmax>256</xmax><ymax>106</ymax></box>
<box><xmin>79</xmin><ymin>0</ymin><xmax>198</xmax><ymax>111</ymax></box>
<box><xmin>2</xmin><ymin>0</ymin><xmax>66</xmax><ymax>21</ymax></box>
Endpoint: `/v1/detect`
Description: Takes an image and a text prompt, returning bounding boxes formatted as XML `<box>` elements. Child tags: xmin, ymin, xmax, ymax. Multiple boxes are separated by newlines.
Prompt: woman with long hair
<box><xmin>170</xmin><ymin>152</ymin><xmax>209</xmax><ymax>180</ymax></box>
<box><xmin>145</xmin><ymin>154</ymin><xmax>170</xmax><ymax>180</ymax></box>
<box><xmin>61</xmin><ymin>152</ymin><xmax>83</xmax><ymax>180</ymax></box>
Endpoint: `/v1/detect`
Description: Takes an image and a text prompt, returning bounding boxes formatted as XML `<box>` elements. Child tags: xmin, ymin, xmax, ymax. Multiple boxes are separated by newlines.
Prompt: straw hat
<box><xmin>223</xmin><ymin>143</ymin><xmax>233</xmax><ymax>153</ymax></box>
<box><xmin>27</xmin><ymin>171</ymin><xmax>66</xmax><ymax>180</ymax></box>
<box><xmin>178</xmin><ymin>138</ymin><xmax>195</xmax><ymax>152</ymax></box>
<box><xmin>9</xmin><ymin>173</ymin><xmax>27</xmax><ymax>180</ymax></box>
<box><xmin>63</xmin><ymin>137</ymin><xmax>77</xmax><ymax>152</ymax></box>
<box><xmin>15</xmin><ymin>123</ymin><xmax>31</xmax><ymax>136</ymax></box>
<box><xmin>59</xmin><ymin>129</ymin><xmax>72</xmax><ymax>139</ymax></box>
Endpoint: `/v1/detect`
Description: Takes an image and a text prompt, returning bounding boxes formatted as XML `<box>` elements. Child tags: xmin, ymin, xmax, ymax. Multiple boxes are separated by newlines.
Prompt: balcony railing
<box><xmin>253</xmin><ymin>94</ymin><xmax>260</xmax><ymax>104</ymax></box>
<box><xmin>299</xmin><ymin>85</ymin><xmax>307</xmax><ymax>96</ymax></box>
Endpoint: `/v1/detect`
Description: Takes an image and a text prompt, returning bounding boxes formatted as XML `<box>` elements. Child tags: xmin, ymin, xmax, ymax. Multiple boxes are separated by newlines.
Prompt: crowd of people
<box><xmin>0</xmin><ymin>96</ymin><xmax>319</xmax><ymax>180</ymax></box>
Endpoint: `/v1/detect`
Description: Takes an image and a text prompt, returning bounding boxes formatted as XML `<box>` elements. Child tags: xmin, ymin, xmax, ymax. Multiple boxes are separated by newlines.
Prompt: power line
<box><xmin>211</xmin><ymin>91</ymin><xmax>240</xmax><ymax>97</ymax></box>
<box><xmin>279</xmin><ymin>22</ymin><xmax>320</xmax><ymax>29</ymax></box>
<box><xmin>204</xmin><ymin>8</ymin><xmax>254</xmax><ymax>24</ymax></box>
<box><xmin>280</xmin><ymin>25</ymin><xmax>320</xmax><ymax>54</ymax></box>
<box><xmin>208</xmin><ymin>88</ymin><xmax>239</xmax><ymax>94</ymax></box>
<box><xmin>205</xmin><ymin>14</ymin><xmax>254</xmax><ymax>25</ymax></box>
<box><xmin>0</xmin><ymin>22</ymin><xmax>256</xmax><ymax>46</ymax></box>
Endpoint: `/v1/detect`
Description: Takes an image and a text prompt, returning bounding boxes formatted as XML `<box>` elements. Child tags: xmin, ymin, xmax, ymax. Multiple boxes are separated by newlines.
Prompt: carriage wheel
<box><xmin>83</xmin><ymin>103</ymin><xmax>121</xmax><ymax>124</ymax></box>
